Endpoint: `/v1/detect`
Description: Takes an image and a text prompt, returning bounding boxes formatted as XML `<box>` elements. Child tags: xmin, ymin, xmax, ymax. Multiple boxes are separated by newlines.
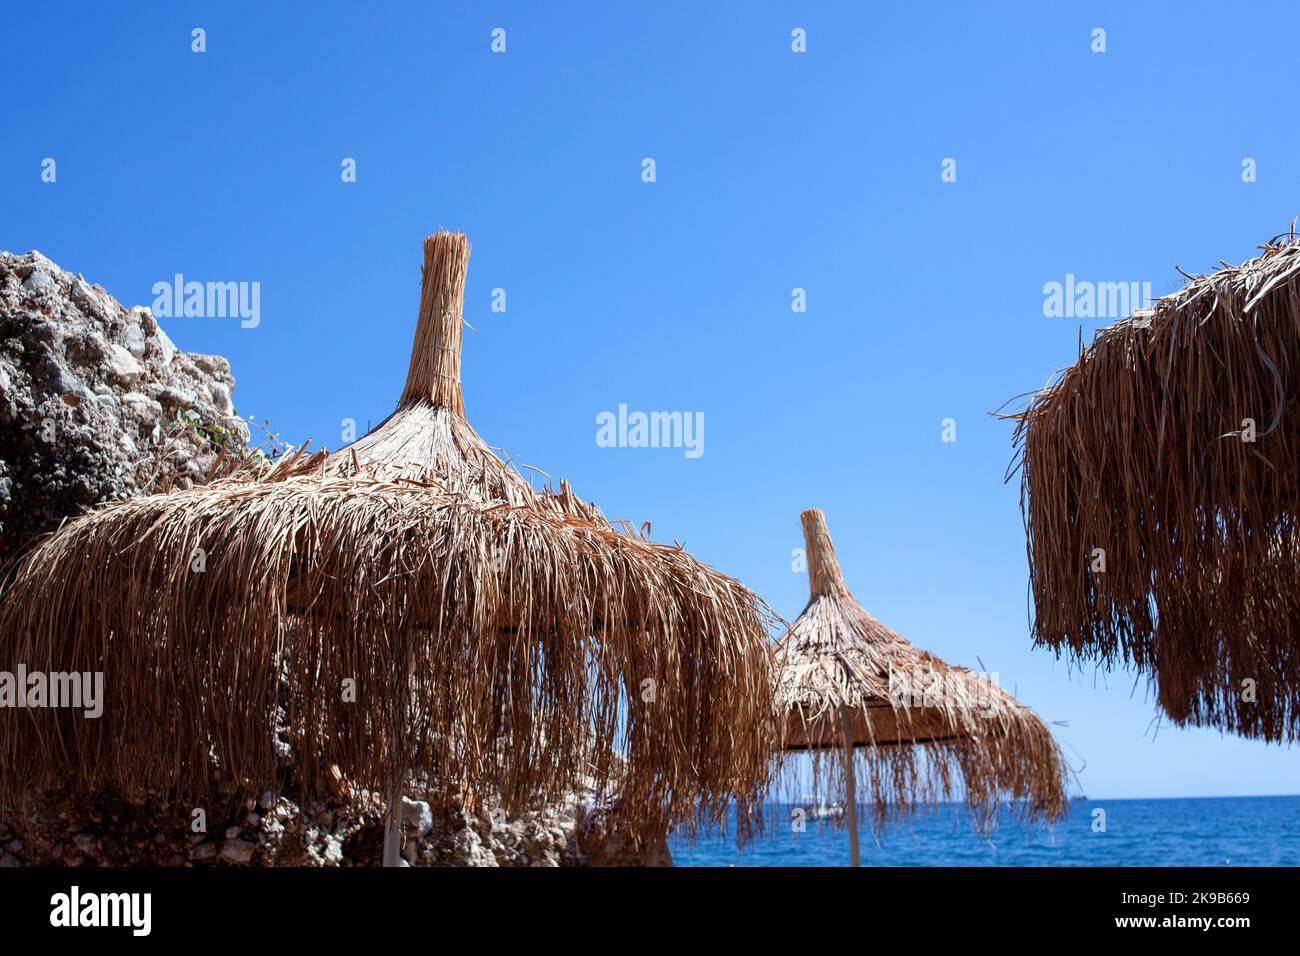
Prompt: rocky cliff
<box><xmin>0</xmin><ymin>250</ymin><xmax>248</xmax><ymax>565</ymax></box>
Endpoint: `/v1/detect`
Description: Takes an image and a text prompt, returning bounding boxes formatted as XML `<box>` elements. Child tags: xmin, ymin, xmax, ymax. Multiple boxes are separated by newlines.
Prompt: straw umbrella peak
<box><xmin>802</xmin><ymin>508</ymin><xmax>851</xmax><ymax>601</ymax></box>
<box><xmin>317</xmin><ymin>231</ymin><xmax>535</xmax><ymax>503</ymax></box>
<box><xmin>400</xmin><ymin>230</ymin><xmax>470</xmax><ymax>413</ymax></box>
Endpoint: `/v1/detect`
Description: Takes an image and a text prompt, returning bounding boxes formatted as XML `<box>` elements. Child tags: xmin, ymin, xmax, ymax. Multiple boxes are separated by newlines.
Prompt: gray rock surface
<box><xmin>0</xmin><ymin>783</ymin><xmax>671</xmax><ymax>868</ymax></box>
<box><xmin>0</xmin><ymin>250</ymin><xmax>249</xmax><ymax>564</ymax></box>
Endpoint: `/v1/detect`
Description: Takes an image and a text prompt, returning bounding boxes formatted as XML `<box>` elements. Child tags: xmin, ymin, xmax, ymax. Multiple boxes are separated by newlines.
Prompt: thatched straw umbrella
<box><xmin>1009</xmin><ymin>232</ymin><xmax>1300</xmax><ymax>742</ymax></box>
<box><xmin>0</xmin><ymin>232</ymin><xmax>777</xmax><ymax>862</ymax></box>
<box><xmin>774</xmin><ymin>509</ymin><xmax>1068</xmax><ymax>866</ymax></box>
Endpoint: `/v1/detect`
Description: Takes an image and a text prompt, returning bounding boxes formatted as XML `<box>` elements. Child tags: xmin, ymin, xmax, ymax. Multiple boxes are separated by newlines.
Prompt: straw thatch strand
<box><xmin>775</xmin><ymin>509</ymin><xmax>1069</xmax><ymax>833</ymax></box>
<box><xmin>1008</xmin><ymin>233</ymin><xmax>1300</xmax><ymax>741</ymax></box>
<box><xmin>0</xmin><ymin>231</ymin><xmax>779</xmax><ymax>845</ymax></box>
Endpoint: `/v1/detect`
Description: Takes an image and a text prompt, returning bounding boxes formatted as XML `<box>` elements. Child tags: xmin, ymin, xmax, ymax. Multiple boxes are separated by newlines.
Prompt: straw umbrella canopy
<box><xmin>1009</xmin><ymin>233</ymin><xmax>1300</xmax><ymax>742</ymax></box>
<box><xmin>0</xmin><ymin>231</ymin><xmax>778</xmax><ymax>854</ymax></box>
<box><xmin>774</xmin><ymin>509</ymin><xmax>1069</xmax><ymax>866</ymax></box>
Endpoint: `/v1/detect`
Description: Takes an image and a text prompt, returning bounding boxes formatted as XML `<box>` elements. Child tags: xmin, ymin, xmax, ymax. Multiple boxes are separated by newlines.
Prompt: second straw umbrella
<box><xmin>774</xmin><ymin>508</ymin><xmax>1069</xmax><ymax>866</ymax></box>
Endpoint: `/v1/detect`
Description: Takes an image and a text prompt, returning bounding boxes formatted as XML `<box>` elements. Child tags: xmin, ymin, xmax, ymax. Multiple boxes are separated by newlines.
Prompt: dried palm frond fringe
<box><xmin>1007</xmin><ymin>231</ymin><xmax>1300</xmax><ymax>742</ymax></box>
<box><xmin>0</xmin><ymin>231</ymin><xmax>778</xmax><ymax>846</ymax></box>
<box><xmin>774</xmin><ymin>509</ymin><xmax>1069</xmax><ymax>834</ymax></box>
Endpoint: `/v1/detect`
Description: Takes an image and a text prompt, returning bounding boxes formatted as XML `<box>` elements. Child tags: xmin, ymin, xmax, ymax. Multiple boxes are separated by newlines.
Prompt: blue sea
<box><xmin>672</xmin><ymin>796</ymin><xmax>1300</xmax><ymax>867</ymax></box>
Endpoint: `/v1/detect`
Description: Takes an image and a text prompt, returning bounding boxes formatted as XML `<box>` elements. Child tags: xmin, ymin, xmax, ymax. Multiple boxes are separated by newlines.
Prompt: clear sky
<box><xmin>4</xmin><ymin>1</ymin><xmax>1298</xmax><ymax>799</ymax></box>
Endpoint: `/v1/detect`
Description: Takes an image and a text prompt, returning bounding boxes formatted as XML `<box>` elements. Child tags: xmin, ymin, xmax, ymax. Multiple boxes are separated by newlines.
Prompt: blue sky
<box><xmin>4</xmin><ymin>1</ymin><xmax>1299</xmax><ymax>800</ymax></box>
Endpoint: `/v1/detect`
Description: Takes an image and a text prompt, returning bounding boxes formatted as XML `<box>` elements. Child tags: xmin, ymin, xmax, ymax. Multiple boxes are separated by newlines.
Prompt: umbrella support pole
<box><xmin>382</xmin><ymin>785</ymin><xmax>403</xmax><ymax>867</ymax></box>
<box><xmin>839</xmin><ymin>720</ymin><xmax>861</xmax><ymax>868</ymax></box>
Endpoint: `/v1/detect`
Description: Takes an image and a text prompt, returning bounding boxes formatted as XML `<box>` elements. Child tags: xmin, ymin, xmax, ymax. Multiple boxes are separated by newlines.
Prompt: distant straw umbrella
<box><xmin>1009</xmin><ymin>232</ymin><xmax>1300</xmax><ymax>742</ymax></box>
<box><xmin>0</xmin><ymin>232</ymin><xmax>778</xmax><ymax>863</ymax></box>
<box><xmin>774</xmin><ymin>509</ymin><xmax>1068</xmax><ymax>866</ymax></box>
